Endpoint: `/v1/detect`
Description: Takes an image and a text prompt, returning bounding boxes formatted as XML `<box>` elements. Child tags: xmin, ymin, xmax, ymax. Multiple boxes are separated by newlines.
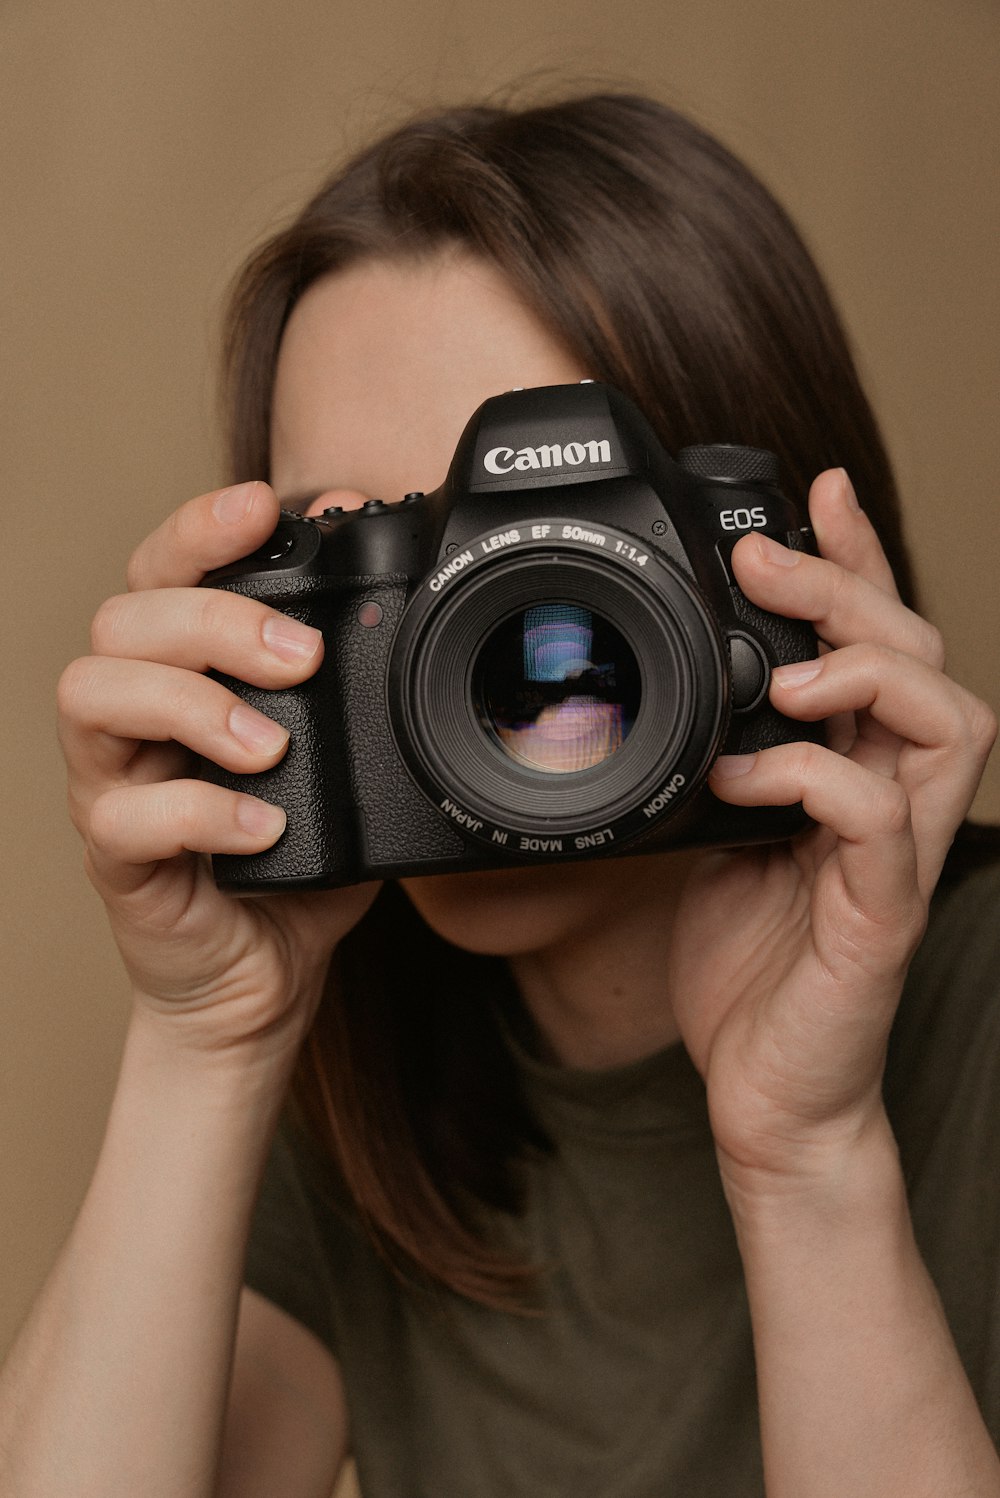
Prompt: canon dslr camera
<box><xmin>203</xmin><ymin>381</ymin><xmax>822</xmax><ymax>891</ymax></box>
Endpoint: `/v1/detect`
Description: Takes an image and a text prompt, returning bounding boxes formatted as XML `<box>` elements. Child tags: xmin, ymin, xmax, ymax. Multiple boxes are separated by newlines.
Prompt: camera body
<box><xmin>203</xmin><ymin>381</ymin><xmax>822</xmax><ymax>892</ymax></box>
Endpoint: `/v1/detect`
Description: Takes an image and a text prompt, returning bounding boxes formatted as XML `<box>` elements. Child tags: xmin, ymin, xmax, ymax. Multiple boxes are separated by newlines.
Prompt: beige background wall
<box><xmin>2</xmin><ymin>0</ymin><xmax>997</xmax><ymax>1461</ymax></box>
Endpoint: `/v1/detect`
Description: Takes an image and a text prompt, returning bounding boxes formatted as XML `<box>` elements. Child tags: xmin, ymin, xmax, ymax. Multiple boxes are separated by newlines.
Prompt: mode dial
<box><xmin>677</xmin><ymin>444</ymin><xmax>779</xmax><ymax>485</ymax></box>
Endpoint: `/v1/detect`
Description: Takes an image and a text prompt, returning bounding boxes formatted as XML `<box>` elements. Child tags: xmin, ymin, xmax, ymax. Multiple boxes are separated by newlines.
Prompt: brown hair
<box><xmin>221</xmin><ymin>91</ymin><xmax>951</xmax><ymax>1307</ymax></box>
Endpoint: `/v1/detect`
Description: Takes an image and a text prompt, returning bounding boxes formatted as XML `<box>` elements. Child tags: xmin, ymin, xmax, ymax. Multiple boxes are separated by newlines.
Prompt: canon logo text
<box><xmin>483</xmin><ymin>437</ymin><xmax>613</xmax><ymax>475</ymax></box>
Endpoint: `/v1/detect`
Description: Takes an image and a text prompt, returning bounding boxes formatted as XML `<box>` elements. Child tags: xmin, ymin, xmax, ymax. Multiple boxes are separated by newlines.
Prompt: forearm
<box><xmin>0</xmin><ymin>1004</ymin><xmax>297</xmax><ymax>1498</ymax></box>
<box><xmin>722</xmin><ymin>1117</ymin><xmax>1000</xmax><ymax>1498</ymax></box>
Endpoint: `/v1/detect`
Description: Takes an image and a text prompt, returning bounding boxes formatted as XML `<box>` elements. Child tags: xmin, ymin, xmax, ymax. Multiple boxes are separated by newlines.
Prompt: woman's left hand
<box><xmin>667</xmin><ymin>468</ymin><xmax>997</xmax><ymax>1189</ymax></box>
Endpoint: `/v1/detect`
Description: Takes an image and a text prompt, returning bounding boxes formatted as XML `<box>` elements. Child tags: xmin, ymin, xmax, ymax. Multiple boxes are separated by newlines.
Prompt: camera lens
<box><xmin>473</xmin><ymin>603</ymin><xmax>641</xmax><ymax>774</ymax></box>
<box><xmin>389</xmin><ymin>526</ymin><xmax>728</xmax><ymax>845</ymax></box>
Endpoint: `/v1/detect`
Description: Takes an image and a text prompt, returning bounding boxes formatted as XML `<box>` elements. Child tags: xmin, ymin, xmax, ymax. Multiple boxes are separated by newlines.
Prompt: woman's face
<box><xmin>269</xmin><ymin>251</ymin><xmax>689</xmax><ymax>955</ymax></box>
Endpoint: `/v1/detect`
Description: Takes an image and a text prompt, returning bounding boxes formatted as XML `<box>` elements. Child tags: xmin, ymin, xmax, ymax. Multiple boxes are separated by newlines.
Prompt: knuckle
<box><xmin>174</xmin><ymin>497</ymin><xmax>213</xmax><ymax>560</ymax></box>
<box><xmin>159</xmin><ymin>669</ymin><xmax>197</xmax><ymax>727</ymax></box>
<box><xmin>167</xmin><ymin>784</ymin><xmax>199</xmax><ymax>840</ymax></box>
<box><xmin>885</xmin><ymin>886</ymin><xmax>930</xmax><ymax>954</ymax></box>
<box><xmin>90</xmin><ymin>593</ymin><xmax>131</xmax><ymax>654</ymax></box>
<box><xmin>870</xmin><ymin>777</ymin><xmax>911</xmax><ymax>837</ymax></box>
<box><xmin>187</xmin><ymin>588</ymin><xmax>234</xmax><ymax>653</ymax></box>
<box><xmin>57</xmin><ymin>656</ymin><xmax>100</xmax><ymax>721</ymax></box>
<box><xmin>65</xmin><ymin>782</ymin><xmax>90</xmax><ymax>837</ymax></box>
<box><xmin>87</xmin><ymin>786</ymin><xmax>124</xmax><ymax>853</ymax></box>
<box><xmin>125</xmin><ymin>501</ymin><xmax>200</xmax><ymax>592</ymax></box>
<box><xmin>175</xmin><ymin>781</ymin><xmax>219</xmax><ymax>847</ymax></box>
<box><xmin>917</xmin><ymin>620</ymin><xmax>946</xmax><ymax>671</ymax></box>
<box><xmin>125</xmin><ymin>544</ymin><xmax>150</xmax><ymax>592</ymax></box>
<box><xmin>788</xmin><ymin>741</ymin><xmax>828</xmax><ymax>781</ymax></box>
<box><xmin>823</xmin><ymin>557</ymin><xmax>851</xmax><ymax>617</ymax></box>
<box><xmin>846</xmin><ymin>641</ymin><xmax>885</xmax><ymax>678</ymax></box>
<box><xmin>193</xmin><ymin>590</ymin><xmax>267</xmax><ymax>668</ymax></box>
<box><xmin>965</xmin><ymin>698</ymin><xmax>999</xmax><ymax>753</ymax></box>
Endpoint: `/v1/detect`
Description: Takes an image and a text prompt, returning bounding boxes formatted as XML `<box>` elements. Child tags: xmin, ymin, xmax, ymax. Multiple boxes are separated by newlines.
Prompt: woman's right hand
<box><xmin>57</xmin><ymin>480</ymin><xmax>381</xmax><ymax>1056</ymax></box>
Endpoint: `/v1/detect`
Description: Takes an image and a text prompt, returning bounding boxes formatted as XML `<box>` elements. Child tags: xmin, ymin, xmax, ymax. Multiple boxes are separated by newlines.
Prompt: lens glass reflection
<box><xmin>473</xmin><ymin>603</ymin><xmax>642</xmax><ymax>773</ymax></box>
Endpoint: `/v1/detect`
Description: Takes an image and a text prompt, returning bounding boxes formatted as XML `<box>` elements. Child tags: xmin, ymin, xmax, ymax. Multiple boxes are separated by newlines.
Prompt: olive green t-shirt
<box><xmin>244</xmin><ymin>860</ymin><xmax>1000</xmax><ymax>1495</ymax></box>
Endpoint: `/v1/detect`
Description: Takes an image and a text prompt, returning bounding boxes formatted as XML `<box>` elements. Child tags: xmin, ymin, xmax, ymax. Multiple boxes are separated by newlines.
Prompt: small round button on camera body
<box><xmin>323</xmin><ymin>505</ymin><xmax>344</xmax><ymax>517</ymax></box>
<box><xmin>728</xmin><ymin>632</ymin><xmax>770</xmax><ymax>712</ymax></box>
<box><xmin>357</xmin><ymin>601</ymin><xmax>384</xmax><ymax>629</ymax></box>
<box><xmin>363</xmin><ymin>499</ymin><xmax>386</xmax><ymax>511</ymax></box>
<box><xmin>403</xmin><ymin>491</ymin><xmax>424</xmax><ymax>503</ymax></box>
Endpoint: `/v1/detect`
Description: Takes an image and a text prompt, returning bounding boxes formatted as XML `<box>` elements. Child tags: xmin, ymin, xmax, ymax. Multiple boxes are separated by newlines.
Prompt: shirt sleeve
<box><xmin>243</xmin><ymin>1118</ymin><xmax>341</xmax><ymax>1359</ymax></box>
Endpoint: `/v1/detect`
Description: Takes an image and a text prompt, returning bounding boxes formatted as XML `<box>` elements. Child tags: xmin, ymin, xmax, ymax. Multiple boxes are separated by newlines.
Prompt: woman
<box><xmin>2</xmin><ymin>92</ymin><xmax>998</xmax><ymax>1496</ymax></box>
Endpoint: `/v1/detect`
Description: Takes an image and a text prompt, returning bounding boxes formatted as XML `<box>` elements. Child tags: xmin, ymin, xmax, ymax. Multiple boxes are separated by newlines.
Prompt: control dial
<box><xmin>677</xmin><ymin>444</ymin><xmax>779</xmax><ymax>485</ymax></box>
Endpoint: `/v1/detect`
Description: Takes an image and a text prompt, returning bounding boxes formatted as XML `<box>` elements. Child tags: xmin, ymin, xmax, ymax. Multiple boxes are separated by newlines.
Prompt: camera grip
<box><xmin>199</xmin><ymin>575</ymin><xmax>357</xmax><ymax>891</ymax></box>
<box><xmin>728</xmin><ymin>587</ymin><xmax>824</xmax><ymax>756</ymax></box>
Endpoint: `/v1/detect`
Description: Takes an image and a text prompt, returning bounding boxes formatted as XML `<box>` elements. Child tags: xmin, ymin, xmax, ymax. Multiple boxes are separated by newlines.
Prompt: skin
<box><xmin>17</xmin><ymin>246</ymin><xmax>999</xmax><ymax>1497</ymax></box>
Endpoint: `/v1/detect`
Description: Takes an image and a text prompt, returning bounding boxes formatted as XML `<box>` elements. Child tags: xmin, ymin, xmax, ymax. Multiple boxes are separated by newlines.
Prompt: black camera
<box><xmin>202</xmin><ymin>381</ymin><xmax>822</xmax><ymax>892</ymax></box>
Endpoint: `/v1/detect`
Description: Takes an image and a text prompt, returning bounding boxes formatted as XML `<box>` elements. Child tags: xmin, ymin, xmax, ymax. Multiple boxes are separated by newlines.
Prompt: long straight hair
<box><xmin>221</xmin><ymin>92</ymin><xmax>973</xmax><ymax>1308</ymax></box>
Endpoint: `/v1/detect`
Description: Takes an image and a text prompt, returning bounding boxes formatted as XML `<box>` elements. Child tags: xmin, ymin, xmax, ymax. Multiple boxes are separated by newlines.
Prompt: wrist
<box><xmin>124</xmin><ymin>993</ymin><xmax>305</xmax><ymax>1104</ymax></box>
<box><xmin>718</xmin><ymin>1105</ymin><xmax>907</xmax><ymax>1241</ymax></box>
<box><xmin>716</xmin><ymin>1111</ymin><xmax>1000</xmax><ymax>1495</ymax></box>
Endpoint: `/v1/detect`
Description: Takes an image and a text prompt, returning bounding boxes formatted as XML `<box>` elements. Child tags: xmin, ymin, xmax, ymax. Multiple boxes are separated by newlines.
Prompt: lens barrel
<box><xmin>388</xmin><ymin>521</ymin><xmax>729</xmax><ymax>855</ymax></box>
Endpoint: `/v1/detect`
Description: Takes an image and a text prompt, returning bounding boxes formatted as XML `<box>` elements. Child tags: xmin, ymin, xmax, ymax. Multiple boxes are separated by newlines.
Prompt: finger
<box><xmin>90</xmin><ymin>589</ymin><xmax>323</xmax><ymax>682</ymax></box>
<box><xmin>72</xmin><ymin>741</ymin><xmax>194</xmax><ymax>826</ymax></box>
<box><xmin>730</xmin><ymin>531</ymin><xmax>945</xmax><ymax>667</ymax></box>
<box><xmin>770</xmin><ymin>645</ymin><xmax>997</xmax><ymax>847</ymax></box>
<box><xmin>86</xmin><ymin>779</ymin><xmax>286</xmax><ymax>894</ymax></box>
<box><xmin>708</xmin><ymin>742</ymin><xmax>926</xmax><ymax>929</ymax></box>
<box><xmin>770</xmin><ymin>644</ymin><xmax>994</xmax><ymax>755</ymax></box>
<box><xmin>807</xmin><ymin>468</ymin><xmax>900</xmax><ymax>599</ymax></box>
<box><xmin>58</xmin><ymin>656</ymin><xmax>291</xmax><ymax>794</ymax></box>
<box><xmin>126</xmin><ymin>481</ymin><xmax>281</xmax><ymax>592</ymax></box>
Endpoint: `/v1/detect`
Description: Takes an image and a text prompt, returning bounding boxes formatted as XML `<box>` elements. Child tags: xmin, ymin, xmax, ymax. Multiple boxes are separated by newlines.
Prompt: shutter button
<box><xmin>255</xmin><ymin>533</ymin><xmax>296</xmax><ymax>562</ymax></box>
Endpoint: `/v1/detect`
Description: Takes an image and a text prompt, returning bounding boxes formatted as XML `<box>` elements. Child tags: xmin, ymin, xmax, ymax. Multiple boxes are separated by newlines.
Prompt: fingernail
<box><xmin>235</xmin><ymin>796</ymin><xmax>287</xmax><ymax>840</ymax></box>
<box><xmin>771</xmin><ymin>659</ymin><xmax>822</xmax><ymax>688</ymax></box>
<box><xmin>710</xmin><ymin>753</ymin><xmax>757</xmax><ymax>779</ymax></box>
<box><xmin>755</xmin><ymin>534</ymin><xmax>800</xmax><ymax>567</ymax></box>
<box><xmin>229</xmin><ymin>702</ymin><xmax>289</xmax><ymax>754</ymax></box>
<box><xmin>213</xmin><ymin>481</ymin><xmax>258</xmax><ymax>524</ymax></box>
<box><xmin>262</xmin><ymin>615</ymin><xmax>323</xmax><ymax>662</ymax></box>
<box><xmin>838</xmin><ymin>468</ymin><xmax>861</xmax><ymax>512</ymax></box>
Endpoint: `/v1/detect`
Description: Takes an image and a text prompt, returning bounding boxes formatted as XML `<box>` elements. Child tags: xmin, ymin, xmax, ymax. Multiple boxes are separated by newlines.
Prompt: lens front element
<box><xmin>474</xmin><ymin>603</ymin><xmax>641</xmax><ymax>774</ymax></box>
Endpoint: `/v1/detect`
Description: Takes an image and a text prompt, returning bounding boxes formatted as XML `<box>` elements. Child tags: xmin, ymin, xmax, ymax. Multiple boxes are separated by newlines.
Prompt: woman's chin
<box><xmin>395</xmin><ymin>862</ymin><xmax>601</xmax><ymax>952</ymax></box>
<box><xmin>397</xmin><ymin>855</ymin><xmax>657</xmax><ymax>958</ymax></box>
